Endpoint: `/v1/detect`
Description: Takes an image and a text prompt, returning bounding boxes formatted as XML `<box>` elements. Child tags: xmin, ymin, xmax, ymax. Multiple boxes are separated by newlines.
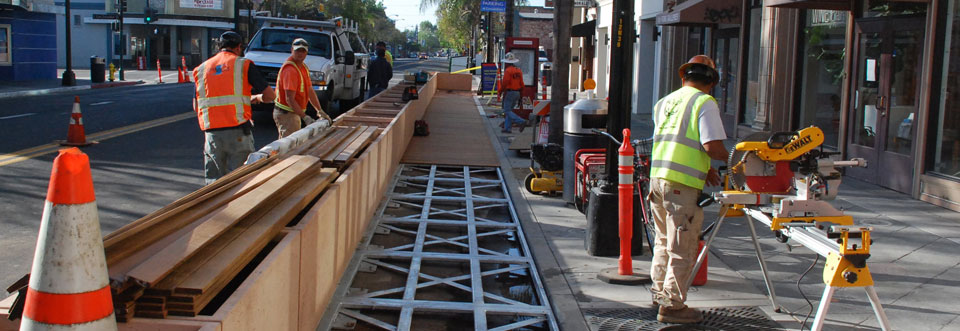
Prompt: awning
<box><xmin>765</xmin><ymin>0</ymin><xmax>851</xmax><ymax>11</ymax></box>
<box><xmin>572</xmin><ymin>20</ymin><xmax>596</xmax><ymax>37</ymax></box>
<box><xmin>656</xmin><ymin>0</ymin><xmax>741</xmax><ymax>26</ymax></box>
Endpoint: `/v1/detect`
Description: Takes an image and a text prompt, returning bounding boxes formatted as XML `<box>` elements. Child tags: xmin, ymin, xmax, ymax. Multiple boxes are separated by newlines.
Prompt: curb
<box><xmin>0</xmin><ymin>80</ymin><xmax>144</xmax><ymax>99</ymax></box>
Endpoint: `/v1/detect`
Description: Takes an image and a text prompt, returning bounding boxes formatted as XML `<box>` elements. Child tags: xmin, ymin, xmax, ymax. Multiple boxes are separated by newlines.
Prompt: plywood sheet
<box><xmin>401</xmin><ymin>93</ymin><xmax>498</xmax><ymax>167</ymax></box>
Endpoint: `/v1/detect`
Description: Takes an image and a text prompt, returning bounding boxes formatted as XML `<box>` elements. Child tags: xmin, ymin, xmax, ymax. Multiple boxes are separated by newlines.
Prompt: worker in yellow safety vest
<box><xmin>376</xmin><ymin>41</ymin><xmax>393</xmax><ymax>66</ymax></box>
<box><xmin>193</xmin><ymin>31</ymin><xmax>275</xmax><ymax>184</ymax></box>
<box><xmin>648</xmin><ymin>55</ymin><xmax>729</xmax><ymax>324</ymax></box>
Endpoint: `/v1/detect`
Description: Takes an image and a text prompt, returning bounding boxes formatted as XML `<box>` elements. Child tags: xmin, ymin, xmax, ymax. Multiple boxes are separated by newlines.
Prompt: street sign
<box><xmin>93</xmin><ymin>13</ymin><xmax>119</xmax><ymax>19</ymax></box>
<box><xmin>480</xmin><ymin>0</ymin><xmax>506</xmax><ymax>12</ymax></box>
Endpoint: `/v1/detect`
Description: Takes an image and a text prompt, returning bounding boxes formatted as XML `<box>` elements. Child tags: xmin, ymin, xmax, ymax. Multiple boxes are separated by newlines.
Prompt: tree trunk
<box><xmin>549</xmin><ymin>0</ymin><xmax>571</xmax><ymax>145</ymax></box>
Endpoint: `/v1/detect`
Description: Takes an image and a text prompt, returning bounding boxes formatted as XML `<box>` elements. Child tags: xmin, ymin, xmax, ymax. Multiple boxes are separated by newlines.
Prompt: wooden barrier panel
<box><xmin>166</xmin><ymin>231</ymin><xmax>301</xmax><ymax>331</ymax></box>
<box><xmin>435</xmin><ymin>72</ymin><xmax>474</xmax><ymax>91</ymax></box>
<box><xmin>0</xmin><ymin>296</ymin><xmax>220</xmax><ymax>331</ymax></box>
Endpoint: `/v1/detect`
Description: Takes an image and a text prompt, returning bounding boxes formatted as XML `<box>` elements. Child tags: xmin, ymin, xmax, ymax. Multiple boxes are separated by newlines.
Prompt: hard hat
<box><xmin>503</xmin><ymin>52</ymin><xmax>519</xmax><ymax>64</ymax></box>
<box><xmin>219</xmin><ymin>31</ymin><xmax>243</xmax><ymax>49</ymax></box>
<box><xmin>292</xmin><ymin>38</ymin><xmax>310</xmax><ymax>52</ymax></box>
<box><xmin>677</xmin><ymin>54</ymin><xmax>719</xmax><ymax>84</ymax></box>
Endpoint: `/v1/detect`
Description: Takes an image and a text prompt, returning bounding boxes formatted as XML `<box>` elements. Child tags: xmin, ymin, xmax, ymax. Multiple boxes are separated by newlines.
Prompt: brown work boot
<box><xmin>657</xmin><ymin>305</ymin><xmax>703</xmax><ymax>324</ymax></box>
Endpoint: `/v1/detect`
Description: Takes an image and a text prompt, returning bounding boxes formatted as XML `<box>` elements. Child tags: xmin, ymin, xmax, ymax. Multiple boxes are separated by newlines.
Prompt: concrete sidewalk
<box><xmin>477</xmin><ymin>94</ymin><xmax>960</xmax><ymax>330</ymax></box>
<box><xmin>0</xmin><ymin>69</ymin><xmax>186</xmax><ymax>99</ymax></box>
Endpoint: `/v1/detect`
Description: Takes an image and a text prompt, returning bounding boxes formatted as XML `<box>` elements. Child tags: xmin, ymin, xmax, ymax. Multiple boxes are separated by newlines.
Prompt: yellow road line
<box><xmin>0</xmin><ymin>112</ymin><xmax>195</xmax><ymax>167</ymax></box>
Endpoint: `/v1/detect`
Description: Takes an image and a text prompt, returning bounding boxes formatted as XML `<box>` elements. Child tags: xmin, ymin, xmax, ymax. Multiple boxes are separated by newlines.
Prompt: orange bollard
<box><xmin>617</xmin><ymin>129</ymin><xmax>635</xmax><ymax>275</ymax></box>
<box><xmin>59</xmin><ymin>96</ymin><xmax>96</xmax><ymax>147</ymax></box>
<box><xmin>157</xmin><ymin>59</ymin><xmax>163</xmax><ymax>83</ymax></box>
<box><xmin>21</xmin><ymin>148</ymin><xmax>117</xmax><ymax>330</ymax></box>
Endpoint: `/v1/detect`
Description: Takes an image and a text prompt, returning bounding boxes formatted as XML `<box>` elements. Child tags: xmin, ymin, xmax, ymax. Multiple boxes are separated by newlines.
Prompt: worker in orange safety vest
<box><xmin>193</xmin><ymin>31</ymin><xmax>275</xmax><ymax>184</ymax></box>
<box><xmin>274</xmin><ymin>38</ymin><xmax>330</xmax><ymax>139</ymax></box>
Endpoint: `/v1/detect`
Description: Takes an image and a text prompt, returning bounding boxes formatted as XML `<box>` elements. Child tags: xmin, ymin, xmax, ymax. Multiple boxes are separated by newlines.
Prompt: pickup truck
<box><xmin>245</xmin><ymin>16</ymin><xmax>369</xmax><ymax>117</ymax></box>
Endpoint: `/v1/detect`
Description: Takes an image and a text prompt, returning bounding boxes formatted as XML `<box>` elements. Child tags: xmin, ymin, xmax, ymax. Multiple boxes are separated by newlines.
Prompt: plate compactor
<box><xmin>525</xmin><ymin>143</ymin><xmax>564</xmax><ymax>194</ymax></box>
<box><xmin>696</xmin><ymin>126</ymin><xmax>891</xmax><ymax>331</ymax></box>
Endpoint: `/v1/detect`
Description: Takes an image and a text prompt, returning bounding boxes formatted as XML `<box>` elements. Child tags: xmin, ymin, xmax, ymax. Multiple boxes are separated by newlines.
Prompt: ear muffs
<box><xmin>682</xmin><ymin>63</ymin><xmax>719</xmax><ymax>84</ymax></box>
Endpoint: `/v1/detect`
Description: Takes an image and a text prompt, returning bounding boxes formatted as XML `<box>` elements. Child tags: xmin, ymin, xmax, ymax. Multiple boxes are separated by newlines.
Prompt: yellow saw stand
<box><xmin>687</xmin><ymin>127</ymin><xmax>891</xmax><ymax>331</ymax></box>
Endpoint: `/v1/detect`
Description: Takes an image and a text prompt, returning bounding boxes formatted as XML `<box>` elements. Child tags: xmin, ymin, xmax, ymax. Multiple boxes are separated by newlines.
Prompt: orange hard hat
<box><xmin>677</xmin><ymin>55</ymin><xmax>719</xmax><ymax>82</ymax></box>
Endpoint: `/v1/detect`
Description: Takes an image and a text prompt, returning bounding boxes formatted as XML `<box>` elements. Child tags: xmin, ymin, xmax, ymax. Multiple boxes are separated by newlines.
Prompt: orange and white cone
<box><xmin>21</xmin><ymin>148</ymin><xmax>117</xmax><ymax>330</ymax></box>
<box><xmin>59</xmin><ymin>96</ymin><xmax>96</xmax><ymax>147</ymax></box>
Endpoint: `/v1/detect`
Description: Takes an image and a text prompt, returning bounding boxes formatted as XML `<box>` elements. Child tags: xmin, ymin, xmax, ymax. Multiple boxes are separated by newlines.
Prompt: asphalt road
<box><xmin>0</xmin><ymin>57</ymin><xmax>449</xmax><ymax>288</ymax></box>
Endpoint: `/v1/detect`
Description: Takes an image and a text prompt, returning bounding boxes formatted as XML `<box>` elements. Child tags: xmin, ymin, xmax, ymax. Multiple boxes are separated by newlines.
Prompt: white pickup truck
<box><xmin>245</xmin><ymin>16</ymin><xmax>369</xmax><ymax>117</ymax></box>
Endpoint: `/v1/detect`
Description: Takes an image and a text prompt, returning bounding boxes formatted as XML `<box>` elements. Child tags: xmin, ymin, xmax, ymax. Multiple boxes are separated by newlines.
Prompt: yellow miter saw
<box><xmin>689</xmin><ymin>126</ymin><xmax>892</xmax><ymax>331</ymax></box>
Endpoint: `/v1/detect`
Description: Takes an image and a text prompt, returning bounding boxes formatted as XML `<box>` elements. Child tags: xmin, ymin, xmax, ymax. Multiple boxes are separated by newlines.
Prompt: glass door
<box><xmin>847</xmin><ymin>15</ymin><xmax>926</xmax><ymax>192</ymax></box>
<box><xmin>712</xmin><ymin>28</ymin><xmax>739</xmax><ymax>135</ymax></box>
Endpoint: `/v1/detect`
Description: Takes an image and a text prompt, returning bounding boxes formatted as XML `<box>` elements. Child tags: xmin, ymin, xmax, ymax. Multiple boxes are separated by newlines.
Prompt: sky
<box><xmin>381</xmin><ymin>0</ymin><xmax>546</xmax><ymax>31</ymax></box>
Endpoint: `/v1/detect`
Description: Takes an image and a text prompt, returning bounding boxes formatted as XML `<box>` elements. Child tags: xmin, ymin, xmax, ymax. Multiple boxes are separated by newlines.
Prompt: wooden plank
<box><xmin>292</xmin><ymin>186</ymin><xmax>339</xmax><ymax>331</ymax></box>
<box><xmin>312</xmin><ymin>126</ymin><xmax>361</xmax><ymax>161</ymax></box>
<box><xmin>175</xmin><ymin>169</ymin><xmax>337</xmax><ymax>308</ymax></box>
<box><xmin>105</xmin><ymin>156</ymin><xmax>298</xmax><ymax>266</ymax></box>
<box><xmin>126</xmin><ymin>156</ymin><xmax>320</xmax><ymax>286</ymax></box>
<box><xmin>334</xmin><ymin>126</ymin><xmax>379</xmax><ymax>163</ymax></box>
<box><xmin>103</xmin><ymin>156</ymin><xmax>275</xmax><ymax>244</ymax></box>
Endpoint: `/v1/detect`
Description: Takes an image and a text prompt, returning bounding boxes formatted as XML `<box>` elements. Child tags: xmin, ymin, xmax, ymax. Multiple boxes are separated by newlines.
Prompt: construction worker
<box><xmin>193</xmin><ymin>31</ymin><xmax>275</xmax><ymax>185</ymax></box>
<box><xmin>274</xmin><ymin>38</ymin><xmax>330</xmax><ymax>139</ymax></box>
<box><xmin>498</xmin><ymin>52</ymin><xmax>527</xmax><ymax>133</ymax></box>
<box><xmin>376</xmin><ymin>41</ymin><xmax>393</xmax><ymax>66</ymax></box>
<box><xmin>648</xmin><ymin>55</ymin><xmax>729</xmax><ymax>324</ymax></box>
<box><xmin>367</xmin><ymin>47</ymin><xmax>393</xmax><ymax>100</ymax></box>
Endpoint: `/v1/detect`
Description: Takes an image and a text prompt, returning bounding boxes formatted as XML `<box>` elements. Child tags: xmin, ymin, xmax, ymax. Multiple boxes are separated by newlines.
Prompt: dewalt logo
<box><xmin>784</xmin><ymin>135</ymin><xmax>812</xmax><ymax>154</ymax></box>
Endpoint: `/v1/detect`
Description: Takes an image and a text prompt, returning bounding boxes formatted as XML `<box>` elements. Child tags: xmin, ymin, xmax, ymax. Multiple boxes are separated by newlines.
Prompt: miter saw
<box><xmin>690</xmin><ymin>126</ymin><xmax>892</xmax><ymax>331</ymax></box>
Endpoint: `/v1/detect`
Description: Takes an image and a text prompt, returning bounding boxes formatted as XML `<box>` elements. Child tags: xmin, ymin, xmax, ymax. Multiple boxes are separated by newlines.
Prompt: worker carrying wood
<box><xmin>193</xmin><ymin>31</ymin><xmax>275</xmax><ymax>184</ymax></box>
<box><xmin>274</xmin><ymin>38</ymin><xmax>331</xmax><ymax>139</ymax></box>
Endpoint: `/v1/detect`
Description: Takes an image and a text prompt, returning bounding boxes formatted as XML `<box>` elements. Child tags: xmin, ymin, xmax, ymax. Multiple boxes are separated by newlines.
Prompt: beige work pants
<box><xmin>648</xmin><ymin>177</ymin><xmax>704</xmax><ymax>309</ymax></box>
<box><xmin>273</xmin><ymin>108</ymin><xmax>301</xmax><ymax>139</ymax></box>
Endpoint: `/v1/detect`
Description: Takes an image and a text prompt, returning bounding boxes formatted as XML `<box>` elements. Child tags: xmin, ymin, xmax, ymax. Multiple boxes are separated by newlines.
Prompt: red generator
<box><xmin>574</xmin><ymin>148</ymin><xmax>607</xmax><ymax>213</ymax></box>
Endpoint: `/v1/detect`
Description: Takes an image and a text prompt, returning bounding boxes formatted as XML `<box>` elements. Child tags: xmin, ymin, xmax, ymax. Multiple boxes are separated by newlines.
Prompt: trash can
<box><xmin>90</xmin><ymin>56</ymin><xmax>106</xmax><ymax>83</ymax></box>
<box><xmin>562</xmin><ymin>95</ymin><xmax>608</xmax><ymax>203</ymax></box>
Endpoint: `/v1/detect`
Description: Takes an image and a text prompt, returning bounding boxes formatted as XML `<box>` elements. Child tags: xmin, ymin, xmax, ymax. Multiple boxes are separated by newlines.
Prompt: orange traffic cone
<box><xmin>58</xmin><ymin>96</ymin><xmax>96</xmax><ymax>147</ymax></box>
<box><xmin>177</xmin><ymin>66</ymin><xmax>185</xmax><ymax>83</ymax></box>
<box><xmin>21</xmin><ymin>148</ymin><xmax>117</xmax><ymax>330</ymax></box>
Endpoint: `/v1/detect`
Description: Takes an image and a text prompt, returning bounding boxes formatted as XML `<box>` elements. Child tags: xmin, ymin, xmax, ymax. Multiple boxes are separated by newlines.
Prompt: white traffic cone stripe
<box><xmin>29</xmin><ymin>201</ymin><xmax>109</xmax><ymax>294</ymax></box>
<box><xmin>22</xmin><ymin>314</ymin><xmax>118</xmax><ymax>331</ymax></box>
<box><xmin>69</xmin><ymin>118</ymin><xmax>76</xmax><ymax>125</ymax></box>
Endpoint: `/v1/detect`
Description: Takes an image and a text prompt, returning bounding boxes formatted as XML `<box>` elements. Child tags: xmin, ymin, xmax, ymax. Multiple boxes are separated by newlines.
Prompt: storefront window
<box><xmin>0</xmin><ymin>25</ymin><xmax>10</xmax><ymax>65</ymax></box>
<box><xmin>797</xmin><ymin>10</ymin><xmax>846</xmax><ymax>149</ymax></box>
<box><xmin>932</xmin><ymin>0</ymin><xmax>960</xmax><ymax>177</ymax></box>
<box><xmin>861</xmin><ymin>0</ymin><xmax>927</xmax><ymax>18</ymax></box>
<box><xmin>741</xmin><ymin>4</ymin><xmax>763</xmax><ymax>126</ymax></box>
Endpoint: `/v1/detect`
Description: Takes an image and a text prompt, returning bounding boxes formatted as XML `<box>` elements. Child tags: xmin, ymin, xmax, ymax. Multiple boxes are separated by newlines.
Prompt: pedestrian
<box><xmin>367</xmin><ymin>46</ymin><xmax>393</xmax><ymax>100</ymax></box>
<box><xmin>376</xmin><ymin>41</ymin><xmax>393</xmax><ymax>66</ymax></box>
<box><xmin>274</xmin><ymin>38</ymin><xmax>330</xmax><ymax>139</ymax></box>
<box><xmin>193</xmin><ymin>31</ymin><xmax>275</xmax><ymax>185</ymax></box>
<box><xmin>498</xmin><ymin>52</ymin><xmax>527</xmax><ymax>133</ymax></box>
<box><xmin>648</xmin><ymin>55</ymin><xmax>729</xmax><ymax>324</ymax></box>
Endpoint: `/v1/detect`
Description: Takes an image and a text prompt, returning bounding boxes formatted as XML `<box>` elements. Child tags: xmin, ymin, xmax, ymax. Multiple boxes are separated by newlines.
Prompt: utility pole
<box><xmin>62</xmin><ymin>0</ymin><xmax>76</xmax><ymax>86</ymax></box>
<box><xmin>585</xmin><ymin>0</ymin><xmax>639</xmax><ymax>257</ymax></box>
<box><xmin>548</xmin><ymin>0</ymin><xmax>571</xmax><ymax>144</ymax></box>
<box><xmin>118</xmin><ymin>0</ymin><xmax>124</xmax><ymax>80</ymax></box>
<box><xmin>234</xmin><ymin>0</ymin><xmax>240</xmax><ymax>32</ymax></box>
<box><xmin>505</xmin><ymin>0</ymin><xmax>514</xmax><ymax>39</ymax></box>
<box><xmin>485</xmin><ymin>13</ymin><xmax>493</xmax><ymax>63</ymax></box>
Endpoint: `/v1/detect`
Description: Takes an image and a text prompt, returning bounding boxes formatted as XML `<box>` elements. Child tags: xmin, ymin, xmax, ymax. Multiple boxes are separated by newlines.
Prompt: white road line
<box><xmin>0</xmin><ymin>113</ymin><xmax>36</xmax><ymax>120</ymax></box>
<box><xmin>90</xmin><ymin>101</ymin><xmax>114</xmax><ymax>106</ymax></box>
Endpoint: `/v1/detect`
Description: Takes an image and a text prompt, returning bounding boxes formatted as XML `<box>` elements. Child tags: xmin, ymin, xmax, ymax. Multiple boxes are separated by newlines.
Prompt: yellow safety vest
<box><xmin>650</xmin><ymin>86</ymin><xmax>714</xmax><ymax>190</ymax></box>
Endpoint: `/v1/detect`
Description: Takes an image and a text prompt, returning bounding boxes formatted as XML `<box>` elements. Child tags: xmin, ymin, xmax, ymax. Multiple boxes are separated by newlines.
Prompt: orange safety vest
<box><xmin>275</xmin><ymin>60</ymin><xmax>310</xmax><ymax>113</ymax></box>
<box><xmin>193</xmin><ymin>51</ymin><xmax>253</xmax><ymax>131</ymax></box>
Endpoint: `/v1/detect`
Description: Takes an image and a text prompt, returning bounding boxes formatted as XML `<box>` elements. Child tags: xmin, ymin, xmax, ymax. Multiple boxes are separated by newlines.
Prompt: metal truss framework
<box><xmin>323</xmin><ymin>165</ymin><xmax>558</xmax><ymax>331</ymax></box>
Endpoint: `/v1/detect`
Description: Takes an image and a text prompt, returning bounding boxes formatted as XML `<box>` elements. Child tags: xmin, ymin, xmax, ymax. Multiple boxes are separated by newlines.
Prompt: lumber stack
<box><xmin>100</xmin><ymin>155</ymin><xmax>339</xmax><ymax>321</ymax></box>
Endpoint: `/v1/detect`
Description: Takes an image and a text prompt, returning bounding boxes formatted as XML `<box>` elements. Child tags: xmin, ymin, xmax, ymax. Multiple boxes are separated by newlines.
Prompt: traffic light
<box><xmin>479</xmin><ymin>15</ymin><xmax>486</xmax><ymax>31</ymax></box>
<box><xmin>144</xmin><ymin>7</ymin><xmax>156</xmax><ymax>24</ymax></box>
<box><xmin>111</xmin><ymin>20</ymin><xmax>121</xmax><ymax>32</ymax></box>
<box><xmin>116</xmin><ymin>0</ymin><xmax>127</xmax><ymax>13</ymax></box>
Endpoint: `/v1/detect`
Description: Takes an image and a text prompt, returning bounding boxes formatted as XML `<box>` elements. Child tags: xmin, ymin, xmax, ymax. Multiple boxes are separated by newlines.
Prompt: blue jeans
<box><xmin>367</xmin><ymin>86</ymin><xmax>385</xmax><ymax>100</ymax></box>
<box><xmin>502</xmin><ymin>90</ymin><xmax>524</xmax><ymax>131</ymax></box>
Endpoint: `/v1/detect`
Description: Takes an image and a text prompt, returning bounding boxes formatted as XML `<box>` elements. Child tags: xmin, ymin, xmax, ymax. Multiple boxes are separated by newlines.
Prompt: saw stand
<box><xmin>685</xmin><ymin>205</ymin><xmax>892</xmax><ymax>331</ymax></box>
